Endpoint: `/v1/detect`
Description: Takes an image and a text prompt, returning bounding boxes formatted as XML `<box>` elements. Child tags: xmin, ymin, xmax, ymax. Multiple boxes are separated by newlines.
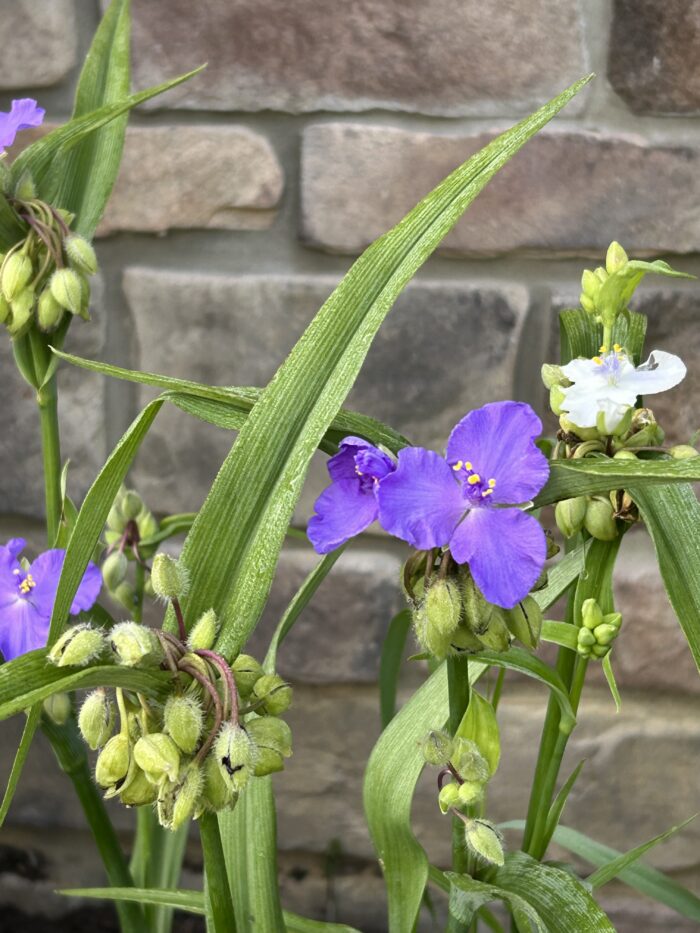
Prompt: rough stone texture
<box><xmin>97</xmin><ymin>126</ymin><xmax>284</xmax><ymax>235</ymax></box>
<box><xmin>127</xmin><ymin>0</ymin><xmax>587</xmax><ymax>115</ymax></box>
<box><xmin>248</xmin><ymin>545</ymin><xmax>403</xmax><ymax>683</ymax></box>
<box><xmin>123</xmin><ymin>268</ymin><xmax>528</xmax><ymax>514</ymax></box>
<box><xmin>609</xmin><ymin>0</ymin><xmax>700</xmax><ymax>114</ymax></box>
<box><xmin>0</xmin><ymin>1</ymin><xmax>77</xmax><ymax>89</ymax></box>
<box><xmin>596</xmin><ymin>891</ymin><xmax>700</xmax><ymax>933</ymax></box>
<box><xmin>0</xmin><ymin>281</ymin><xmax>106</xmax><ymax>521</ymax></box>
<box><xmin>301</xmin><ymin>125</ymin><xmax>700</xmax><ymax>257</ymax></box>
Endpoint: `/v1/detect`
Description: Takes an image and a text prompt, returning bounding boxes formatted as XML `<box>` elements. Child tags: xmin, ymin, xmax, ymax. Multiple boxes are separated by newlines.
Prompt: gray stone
<box><xmin>97</xmin><ymin>125</ymin><xmax>283</xmax><ymax>235</ymax></box>
<box><xmin>123</xmin><ymin>268</ymin><xmax>528</xmax><ymax>514</ymax></box>
<box><xmin>301</xmin><ymin>125</ymin><xmax>700</xmax><ymax>257</ymax></box>
<box><xmin>609</xmin><ymin>0</ymin><xmax>700</xmax><ymax>114</ymax></box>
<box><xmin>0</xmin><ymin>280</ymin><xmax>106</xmax><ymax>521</ymax></box>
<box><xmin>127</xmin><ymin>0</ymin><xmax>587</xmax><ymax>115</ymax></box>
<box><xmin>597</xmin><ymin>889</ymin><xmax>700</xmax><ymax>933</ymax></box>
<box><xmin>0</xmin><ymin>0</ymin><xmax>77</xmax><ymax>89</ymax></box>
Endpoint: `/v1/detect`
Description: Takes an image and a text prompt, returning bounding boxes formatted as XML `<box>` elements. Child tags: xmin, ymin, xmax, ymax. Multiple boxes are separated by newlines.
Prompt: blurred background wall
<box><xmin>1</xmin><ymin>0</ymin><xmax>700</xmax><ymax>930</ymax></box>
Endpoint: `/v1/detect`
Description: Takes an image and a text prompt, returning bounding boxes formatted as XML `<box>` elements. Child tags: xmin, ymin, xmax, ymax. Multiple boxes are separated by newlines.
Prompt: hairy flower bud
<box><xmin>214</xmin><ymin>723</ymin><xmax>257</xmax><ymax>793</ymax></box>
<box><xmin>112</xmin><ymin>580</ymin><xmax>136</xmax><ymax>611</ymax></box>
<box><xmin>451</xmin><ymin>738</ymin><xmax>490</xmax><ymax>784</ymax></box>
<box><xmin>231</xmin><ymin>654</ymin><xmax>264</xmax><ymax>698</ymax></box>
<box><xmin>1</xmin><ymin>252</ymin><xmax>33</xmax><ymax>301</ymax></box>
<box><xmin>164</xmin><ymin>695</ymin><xmax>204</xmax><ymax>754</ymax></box>
<box><xmin>425</xmin><ymin>579</ymin><xmax>462</xmax><ymax>638</ymax></box>
<box><xmin>252</xmin><ymin>673</ymin><xmax>293</xmax><ymax>715</ymax></box>
<box><xmin>7</xmin><ymin>287</ymin><xmax>34</xmax><ymax>335</ymax></box>
<box><xmin>134</xmin><ymin>733</ymin><xmax>181</xmax><ymax>784</ymax></box>
<box><xmin>246</xmin><ymin>716</ymin><xmax>293</xmax><ymax>776</ymax></box>
<box><xmin>79</xmin><ymin>688</ymin><xmax>115</xmax><ymax>750</ymax></box>
<box><xmin>120</xmin><ymin>490</ymin><xmax>143</xmax><ymax>522</ymax></box>
<box><xmin>48</xmin><ymin>623</ymin><xmax>105</xmax><ymax>667</ymax></box>
<box><xmin>413</xmin><ymin>606</ymin><xmax>453</xmax><ymax>659</ymax></box>
<box><xmin>202</xmin><ymin>753</ymin><xmax>238</xmax><ymax>812</ymax></box>
<box><xmin>110</xmin><ymin>621</ymin><xmax>163</xmax><ymax>667</ymax></box>
<box><xmin>475</xmin><ymin>611</ymin><xmax>511</xmax><ymax>653</ymax></box>
<box><xmin>151</xmin><ymin>553</ymin><xmax>189</xmax><ymax>601</ymax></box>
<box><xmin>460</xmin><ymin>570</ymin><xmax>491</xmax><ymax>635</ymax></box>
<box><xmin>457</xmin><ymin>780</ymin><xmax>485</xmax><ymax>806</ymax></box>
<box><xmin>555</xmin><ymin>497</ymin><xmax>587</xmax><ymax>539</ymax></box>
<box><xmin>43</xmin><ymin>691</ymin><xmax>71</xmax><ymax>726</ymax></box>
<box><xmin>65</xmin><ymin>234</ymin><xmax>98</xmax><ymax>276</ymax></box>
<box><xmin>50</xmin><ymin>268</ymin><xmax>82</xmax><ymax>314</ymax></box>
<box><xmin>584</xmin><ymin>496</ymin><xmax>618</xmax><ymax>541</ymax></box>
<box><xmin>0</xmin><ymin>293</ymin><xmax>10</xmax><ymax>324</ymax></box>
<box><xmin>464</xmin><ymin>819</ymin><xmax>505</xmax><ymax>867</ymax></box>
<box><xmin>119</xmin><ymin>763</ymin><xmax>157</xmax><ymax>807</ymax></box>
<box><xmin>421</xmin><ymin>730</ymin><xmax>454</xmax><ymax>767</ymax></box>
<box><xmin>35</xmin><ymin>286</ymin><xmax>64</xmax><ymax>332</ymax></box>
<box><xmin>95</xmin><ymin>734</ymin><xmax>131</xmax><ymax>789</ymax></box>
<box><xmin>438</xmin><ymin>782</ymin><xmax>460</xmax><ymax>814</ymax></box>
<box><xmin>503</xmin><ymin>596</ymin><xmax>542</xmax><ymax>650</ymax></box>
<box><xmin>541</xmin><ymin>363</ymin><xmax>569</xmax><ymax>390</ymax></box>
<box><xmin>169</xmin><ymin>763</ymin><xmax>204</xmax><ymax>830</ymax></box>
<box><xmin>102</xmin><ymin>550</ymin><xmax>128</xmax><ymax>591</ymax></box>
<box><xmin>186</xmin><ymin>608</ymin><xmax>219</xmax><ymax>651</ymax></box>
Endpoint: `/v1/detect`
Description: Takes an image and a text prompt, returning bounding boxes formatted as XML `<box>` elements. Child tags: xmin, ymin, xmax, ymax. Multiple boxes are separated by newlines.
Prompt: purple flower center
<box><xmin>449</xmin><ymin>458</ymin><xmax>497</xmax><ymax>507</ymax></box>
<box><xmin>13</xmin><ymin>567</ymin><xmax>36</xmax><ymax>598</ymax></box>
<box><xmin>354</xmin><ymin>447</ymin><xmax>394</xmax><ymax>494</ymax></box>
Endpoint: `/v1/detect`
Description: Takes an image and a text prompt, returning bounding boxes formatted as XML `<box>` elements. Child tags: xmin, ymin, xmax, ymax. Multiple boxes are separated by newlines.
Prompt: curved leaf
<box><xmin>446</xmin><ymin>872</ymin><xmax>545</xmax><ymax>931</ymax></box>
<box><xmin>379</xmin><ymin>609</ymin><xmax>412</xmax><ymax>728</ymax></box>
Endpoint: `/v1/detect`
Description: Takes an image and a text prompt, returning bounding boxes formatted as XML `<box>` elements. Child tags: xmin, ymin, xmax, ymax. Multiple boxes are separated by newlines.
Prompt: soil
<box><xmin>0</xmin><ymin>907</ymin><xmax>206</xmax><ymax>932</ymax></box>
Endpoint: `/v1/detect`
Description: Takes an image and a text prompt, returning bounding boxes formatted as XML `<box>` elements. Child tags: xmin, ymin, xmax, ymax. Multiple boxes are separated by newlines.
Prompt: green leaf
<box><xmin>0</xmin><ymin>191</ymin><xmax>26</xmax><ymax>250</ymax></box>
<box><xmin>559</xmin><ymin>307</ymin><xmax>647</xmax><ymax>365</ymax></box>
<box><xmin>490</xmin><ymin>851</ymin><xmax>615</xmax><ymax>931</ymax></box>
<box><xmin>10</xmin><ymin>66</ymin><xmax>204</xmax><ymax>204</ymax></box>
<box><xmin>57</xmin><ymin>0</ymin><xmax>131</xmax><ymax>236</ymax></box>
<box><xmin>597</xmin><ymin>259</ymin><xmax>694</xmax><ymax>326</ymax></box>
<box><xmin>544</xmin><ymin>759</ymin><xmax>586</xmax><ymax>842</ymax></box>
<box><xmin>446</xmin><ymin>872</ymin><xmax>545</xmax><ymax>932</ymax></box>
<box><xmin>283</xmin><ymin>914</ymin><xmax>363</xmax><ymax>933</ymax></box>
<box><xmin>541</xmin><ymin>620</ymin><xmax>579</xmax><ymax>651</ymax></box>
<box><xmin>532</xmin><ymin>542</ymin><xmax>586</xmax><ymax>613</ymax></box>
<box><xmin>586</xmin><ymin>816</ymin><xmax>697</xmax><ymax>889</ymax></box>
<box><xmin>601</xmin><ymin>652</ymin><xmax>621</xmax><ymax>712</ymax></box>
<box><xmin>0</xmin><ymin>649</ymin><xmax>169</xmax><ymax>720</ymax></box>
<box><xmin>379</xmin><ymin>609</ymin><xmax>412</xmax><ymax>728</ymax></box>
<box><xmin>363</xmin><ymin>661</ymin><xmax>486</xmax><ymax>932</ymax></box>
<box><xmin>456</xmin><ymin>689</ymin><xmax>500</xmax><ymax>775</ymax></box>
<box><xmin>630</xmin><ymin>483</ymin><xmax>700</xmax><ymax>672</ymax></box>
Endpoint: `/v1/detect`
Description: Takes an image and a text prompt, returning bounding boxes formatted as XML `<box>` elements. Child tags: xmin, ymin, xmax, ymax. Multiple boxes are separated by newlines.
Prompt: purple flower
<box><xmin>308</xmin><ymin>437</ymin><xmax>396</xmax><ymax>554</ymax></box>
<box><xmin>377</xmin><ymin>402</ymin><xmax>550</xmax><ymax>609</ymax></box>
<box><xmin>0</xmin><ymin>538</ymin><xmax>101</xmax><ymax>661</ymax></box>
<box><xmin>0</xmin><ymin>99</ymin><xmax>45</xmax><ymax>151</ymax></box>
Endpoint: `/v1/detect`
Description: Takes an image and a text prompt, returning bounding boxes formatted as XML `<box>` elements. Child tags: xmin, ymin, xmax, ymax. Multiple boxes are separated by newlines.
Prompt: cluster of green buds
<box><xmin>0</xmin><ymin>191</ymin><xmax>98</xmax><ymax>337</ymax></box>
<box><xmin>101</xmin><ymin>485</ymin><xmax>159</xmax><ymax>612</ymax></box>
<box><xmin>576</xmin><ymin>598</ymin><xmax>622</xmax><ymax>660</ymax></box>
<box><xmin>578</xmin><ymin>241</ymin><xmax>630</xmax><ymax>327</ymax></box>
<box><xmin>403</xmin><ymin>551</ymin><xmax>544</xmax><ymax>661</ymax></box>
<box><xmin>421</xmin><ymin>730</ymin><xmax>504</xmax><ymax>867</ymax></box>
<box><xmin>50</xmin><ymin>553</ymin><xmax>293</xmax><ymax>831</ymax></box>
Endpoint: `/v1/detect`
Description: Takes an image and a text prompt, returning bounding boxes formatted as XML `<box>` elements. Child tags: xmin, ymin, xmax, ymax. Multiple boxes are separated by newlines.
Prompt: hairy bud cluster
<box><xmin>101</xmin><ymin>486</ymin><xmax>159</xmax><ymax>612</ymax></box>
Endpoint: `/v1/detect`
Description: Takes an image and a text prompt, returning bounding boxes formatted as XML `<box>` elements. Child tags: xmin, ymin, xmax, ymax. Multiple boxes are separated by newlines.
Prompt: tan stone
<box><xmin>0</xmin><ymin>1</ymin><xmax>76</xmax><ymax>89</ymax></box>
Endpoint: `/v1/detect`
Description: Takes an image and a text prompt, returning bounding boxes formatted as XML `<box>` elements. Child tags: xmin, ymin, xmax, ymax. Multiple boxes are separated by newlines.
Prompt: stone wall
<box><xmin>1</xmin><ymin>1</ymin><xmax>700</xmax><ymax>931</ymax></box>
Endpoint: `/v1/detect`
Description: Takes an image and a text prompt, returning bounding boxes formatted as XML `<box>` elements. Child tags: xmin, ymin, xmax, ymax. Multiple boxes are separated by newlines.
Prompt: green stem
<box><xmin>200</xmin><ymin>811</ymin><xmax>237</xmax><ymax>933</ymax></box>
<box><xmin>446</xmin><ymin>654</ymin><xmax>471</xmax><ymax>933</ymax></box>
<box><xmin>37</xmin><ymin>373</ymin><xmax>62</xmax><ymax>546</ymax></box>
<box><xmin>602</xmin><ymin>324</ymin><xmax>613</xmax><ymax>351</ymax></box>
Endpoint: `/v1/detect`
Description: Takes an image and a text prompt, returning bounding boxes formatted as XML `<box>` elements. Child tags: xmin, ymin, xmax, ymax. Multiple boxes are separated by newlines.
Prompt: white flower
<box><xmin>560</xmin><ymin>346</ymin><xmax>686</xmax><ymax>432</ymax></box>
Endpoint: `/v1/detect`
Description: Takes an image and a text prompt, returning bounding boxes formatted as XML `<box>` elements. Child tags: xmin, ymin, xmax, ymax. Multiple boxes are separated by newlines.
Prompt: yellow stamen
<box><xmin>592</xmin><ymin>356</ymin><xmax>603</xmax><ymax>365</ymax></box>
<box><xmin>465</xmin><ymin>461</ymin><xmax>473</xmax><ymax>470</ymax></box>
<box><xmin>467</xmin><ymin>473</ymin><xmax>481</xmax><ymax>485</ymax></box>
<box><xmin>599</xmin><ymin>344</ymin><xmax>607</xmax><ymax>354</ymax></box>
<box><xmin>482</xmin><ymin>489</ymin><xmax>494</xmax><ymax>497</ymax></box>
<box><xmin>19</xmin><ymin>573</ymin><xmax>36</xmax><ymax>595</ymax></box>
<box><xmin>488</xmin><ymin>478</ymin><xmax>496</xmax><ymax>488</ymax></box>
<box><xmin>613</xmin><ymin>343</ymin><xmax>622</xmax><ymax>352</ymax></box>
<box><xmin>452</xmin><ymin>460</ymin><xmax>463</xmax><ymax>471</ymax></box>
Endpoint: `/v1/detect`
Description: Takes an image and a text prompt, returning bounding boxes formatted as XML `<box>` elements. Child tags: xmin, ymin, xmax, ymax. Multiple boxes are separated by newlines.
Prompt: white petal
<box><xmin>620</xmin><ymin>350</ymin><xmax>686</xmax><ymax>396</ymax></box>
<box><xmin>561</xmin><ymin>358</ymin><xmax>599</xmax><ymax>382</ymax></box>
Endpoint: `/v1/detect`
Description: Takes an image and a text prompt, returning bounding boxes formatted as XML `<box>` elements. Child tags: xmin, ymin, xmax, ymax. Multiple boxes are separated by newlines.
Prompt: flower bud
<box><xmin>604</xmin><ymin>611</ymin><xmax>622</xmax><ymax>630</ymax></box>
<box><xmin>1</xmin><ymin>252</ymin><xmax>33</xmax><ymax>301</ymax></box>
<box><xmin>102</xmin><ymin>550</ymin><xmax>128</xmax><ymax>591</ymax></box>
<box><xmin>7</xmin><ymin>288</ymin><xmax>34</xmax><ymax>335</ymax></box>
<box><xmin>460</xmin><ymin>570</ymin><xmax>490</xmax><ymax>635</ymax></box>
<box><xmin>79</xmin><ymin>688</ymin><xmax>115</xmax><ymax>750</ymax></box>
<box><xmin>581</xmin><ymin>268</ymin><xmax>601</xmax><ymax>300</ymax></box>
<box><xmin>451</xmin><ymin>738</ymin><xmax>490</xmax><ymax>784</ymax></box>
<box><xmin>136</xmin><ymin>506</ymin><xmax>158</xmax><ymax>541</ymax></box>
<box><xmin>119</xmin><ymin>764</ymin><xmax>157</xmax><ymax>807</ymax></box>
<box><xmin>107</xmin><ymin>500</ymin><xmax>126</xmax><ymax>533</ymax></box>
<box><xmin>475</xmin><ymin>611</ymin><xmax>511</xmax><ymax>653</ymax></box>
<box><xmin>65</xmin><ymin>235</ymin><xmax>98</xmax><ymax>276</ymax></box>
<box><xmin>170</xmin><ymin>763</ymin><xmax>204</xmax><ymax>830</ymax></box>
<box><xmin>591</xmin><ymin>643</ymin><xmax>609</xmax><ymax>658</ymax></box>
<box><xmin>133</xmin><ymin>733</ymin><xmax>181</xmax><ymax>783</ymax></box>
<box><xmin>584</xmin><ymin>497</ymin><xmax>618</xmax><ymax>541</ymax></box>
<box><xmin>438</xmin><ymin>782</ymin><xmax>460</xmax><ymax>814</ymax></box>
<box><xmin>421</xmin><ymin>730</ymin><xmax>454</xmax><ymax>767</ymax></box>
<box><xmin>593</xmin><ymin>623</ymin><xmax>619</xmax><ymax>646</ymax></box>
<box><xmin>549</xmin><ymin>384</ymin><xmax>566</xmax><ymax>416</ymax></box>
<box><xmin>541</xmin><ymin>363</ymin><xmax>569</xmax><ymax>390</ymax></box>
<box><xmin>49</xmin><ymin>268</ymin><xmax>83</xmax><ymax>314</ymax></box>
<box><xmin>36</xmin><ymin>287</ymin><xmax>64</xmax><ymax>332</ymax></box>
<box><xmin>425</xmin><ymin>578</ymin><xmax>462</xmax><ymax>638</ymax></box>
<box><xmin>112</xmin><ymin>580</ymin><xmax>136</xmax><ymax>611</ymax></box>
<box><xmin>613</xmin><ymin>449</ymin><xmax>637</xmax><ymax>460</ymax></box>
<box><xmin>48</xmin><ymin>623</ymin><xmax>105</xmax><ymax>667</ymax></box>
<box><xmin>151</xmin><ymin>553</ymin><xmax>189</xmax><ymax>601</ymax></box>
<box><xmin>580</xmin><ymin>293</ymin><xmax>596</xmax><ymax>315</ymax></box>
<box><xmin>120</xmin><ymin>490</ymin><xmax>143</xmax><ymax>521</ymax></box>
<box><xmin>555</xmin><ymin>496</ymin><xmax>587</xmax><ymax>539</ymax></box>
<box><xmin>95</xmin><ymin>733</ymin><xmax>131</xmax><ymax>788</ymax></box>
<box><xmin>457</xmin><ymin>780</ymin><xmax>484</xmax><ymax>806</ymax></box>
<box><xmin>559</xmin><ymin>415</ymin><xmax>600</xmax><ymax>442</ymax></box>
<box><xmin>581</xmin><ymin>598</ymin><xmax>604</xmax><ymax>630</ymax></box>
<box><xmin>413</xmin><ymin>606</ymin><xmax>453</xmax><ymax>659</ymax></box>
<box><xmin>164</xmin><ymin>695</ymin><xmax>203</xmax><ymax>754</ymax></box>
<box><xmin>624</xmin><ymin>408</ymin><xmax>665</xmax><ymax>448</ymax></box>
<box><xmin>252</xmin><ymin>673</ymin><xmax>293</xmax><ymax>715</ymax></box>
<box><xmin>448</xmin><ymin>623</ymin><xmax>484</xmax><ymax>654</ymax></box>
<box><xmin>464</xmin><ymin>819</ymin><xmax>505</xmax><ymax>867</ymax></box>
<box><xmin>188</xmin><ymin>609</ymin><xmax>219</xmax><ymax>651</ymax></box>
<box><xmin>246</xmin><ymin>716</ymin><xmax>293</xmax><ymax>776</ymax></box>
<box><xmin>110</xmin><ymin>621</ymin><xmax>163</xmax><ymax>667</ymax></box>
<box><xmin>43</xmin><ymin>691</ymin><xmax>71</xmax><ymax>726</ymax></box>
<box><xmin>669</xmin><ymin>444</ymin><xmax>699</xmax><ymax>460</ymax></box>
<box><xmin>232</xmin><ymin>654</ymin><xmax>264</xmax><ymax>698</ymax></box>
<box><xmin>503</xmin><ymin>596</ymin><xmax>542</xmax><ymax>650</ymax></box>
<box><xmin>0</xmin><ymin>294</ymin><xmax>10</xmax><ymax>324</ymax></box>
<box><xmin>606</xmin><ymin>240</ymin><xmax>629</xmax><ymax>275</ymax></box>
<box><xmin>202</xmin><ymin>753</ymin><xmax>238</xmax><ymax>812</ymax></box>
<box><xmin>214</xmin><ymin>723</ymin><xmax>257</xmax><ymax>793</ymax></box>
<box><xmin>577</xmin><ymin>627</ymin><xmax>596</xmax><ymax>648</ymax></box>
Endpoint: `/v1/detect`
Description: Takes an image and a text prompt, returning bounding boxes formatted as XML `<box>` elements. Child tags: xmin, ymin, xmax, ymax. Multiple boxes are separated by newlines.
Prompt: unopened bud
<box><xmin>460</xmin><ymin>570</ymin><xmax>491</xmax><ymax>635</ymax></box>
<box><xmin>107</xmin><ymin>501</ymin><xmax>126</xmax><ymax>533</ymax></box>
<box><xmin>171</xmin><ymin>763</ymin><xmax>203</xmax><ymax>830</ymax></box>
<box><xmin>43</xmin><ymin>692</ymin><xmax>71</xmax><ymax>726</ymax></box>
<box><xmin>110</xmin><ymin>621</ymin><xmax>163</xmax><ymax>667</ymax></box>
<box><xmin>79</xmin><ymin>689</ymin><xmax>115</xmax><ymax>750</ymax></box>
<box><xmin>48</xmin><ymin>623</ymin><xmax>105</xmax><ymax>667</ymax></box>
<box><xmin>475</xmin><ymin>611</ymin><xmax>511</xmax><ymax>653</ymax></box>
<box><xmin>247</xmin><ymin>716</ymin><xmax>293</xmax><ymax>776</ymax></box>
<box><xmin>549</xmin><ymin>384</ymin><xmax>566</xmax><ymax>416</ymax></box>
<box><xmin>136</xmin><ymin>507</ymin><xmax>158</xmax><ymax>541</ymax></box>
<box><xmin>151</xmin><ymin>553</ymin><xmax>189</xmax><ymax>601</ymax></box>
<box><xmin>65</xmin><ymin>235</ymin><xmax>98</xmax><ymax>276</ymax></box>
<box><xmin>112</xmin><ymin>580</ymin><xmax>135</xmax><ymax>611</ymax></box>
<box><xmin>591</xmin><ymin>643</ymin><xmax>609</xmax><ymax>658</ymax></box>
<box><xmin>559</xmin><ymin>415</ymin><xmax>600</xmax><ymax>442</ymax></box>
<box><xmin>202</xmin><ymin>753</ymin><xmax>238</xmax><ymax>812</ymax></box>
<box><xmin>36</xmin><ymin>286</ymin><xmax>64</xmax><ymax>332</ymax></box>
<box><xmin>164</xmin><ymin>695</ymin><xmax>203</xmax><ymax>754</ymax></box>
<box><xmin>606</xmin><ymin>241</ymin><xmax>629</xmax><ymax>275</ymax></box>
<box><xmin>624</xmin><ymin>408</ymin><xmax>665</xmax><ymax>448</ymax></box>
<box><xmin>133</xmin><ymin>733</ymin><xmax>181</xmax><ymax>783</ymax></box>
<box><xmin>580</xmin><ymin>293</ymin><xmax>596</xmax><ymax>315</ymax></box>
<box><xmin>232</xmin><ymin>654</ymin><xmax>264</xmax><ymax>698</ymax></box>
<box><xmin>584</xmin><ymin>497</ymin><xmax>618</xmax><ymax>541</ymax></box>
<box><xmin>541</xmin><ymin>363</ymin><xmax>568</xmax><ymax>390</ymax></box>
<box><xmin>102</xmin><ymin>550</ymin><xmax>128</xmax><ymax>591</ymax></box>
<box><xmin>451</xmin><ymin>738</ymin><xmax>490</xmax><ymax>784</ymax></box>
<box><xmin>50</xmin><ymin>268</ymin><xmax>82</xmax><ymax>314</ymax></box>
<box><xmin>252</xmin><ymin>673</ymin><xmax>293</xmax><ymax>715</ymax></box>
<box><xmin>188</xmin><ymin>609</ymin><xmax>219</xmax><ymax>651</ymax></box>
<box><xmin>581</xmin><ymin>268</ymin><xmax>601</xmax><ymax>300</ymax></box>
<box><xmin>457</xmin><ymin>780</ymin><xmax>484</xmax><ymax>806</ymax></box>
<box><xmin>0</xmin><ymin>294</ymin><xmax>9</xmax><ymax>324</ymax></box>
<box><xmin>119</xmin><ymin>764</ymin><xmax>157</xmax><ymax>807</ymax></box>
<box><xmin>7</xmin><ymin>288</ymin><xmax>34</xmax><ymax>335</ymax></box>
<box><xmin>669</xmin><ymin>444</ymin><xmax>699</xmax><ymax>460</ymax></box>
<box><xmin>613</xmin><ymin>449</ymin><xmax>637</xmax><ymax>460</ymax></box>
<box><xmin>438</xmin><ymin>782</ymin><xmax>460</xmax><ymax>814</ymax></box>
<box><xmin>95</xmin><ymin>733</ymin><xmax>130</xmax><ymax>788</ymax></box>
<box><xmin>593</xmin><ymin>623</ymin><xmax>619</xmax><ymax>646</ymax></box>
<box><xmin>413</xmin><ymin>606</ymin><xmax>453</xmax><ymax>659</ymax></box>
<box><xmin>504</xmin><ymin>596</ymin><xmax>542</xmax><ymax>650</ymax></box>
<box><xmin>1</xmin><ymin>252</ymin><xmax>33</xmax><ymax>301</ymax></box>
<box><xmin>464</xmin><ymin>819</ymin><xmax>505</xmax><ymax>867</ymax></box>
<box><xmin>214</xmin><ymin>723</ymin><xmax>257</xmax><ymax>793</ymax></box>
<box><xmin>425</xmin><ymin>579</ymin><xmax>462</xmax><ymax>638</ymax></box>
<box><xmin>120</xmin><ymin>490</ymin><xmax>143</xmax><ymax>521</ymax></box>
<box><xmin>448</xmin><ymin>623</ymin><xmax>485</xmax><ymax>654</ymax></box>
<box><xmin>421</xmin><ymin>730</ymin><xmax>454</xmax><ymax>767</ymax></box>
<box><xmin>581</xmin><ymin>598</ymin><xmax>604</xmax><ymax>631</ymax></box>
<box><xmin>555</xmin><ymin>496</ymin><xmax>587</xmax><ymax>539</ymax></box>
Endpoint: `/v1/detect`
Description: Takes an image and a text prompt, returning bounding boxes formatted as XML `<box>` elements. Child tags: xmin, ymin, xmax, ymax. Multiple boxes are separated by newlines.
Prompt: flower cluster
<box><xmin>100</xmin><ymin>485</ymin><xmax>159</xmax><ymax>611</ymax></box>
<box><xmin>309</xmin><ymin>401</ymin><xmax>550</xmax><ymax>611</ymax></box>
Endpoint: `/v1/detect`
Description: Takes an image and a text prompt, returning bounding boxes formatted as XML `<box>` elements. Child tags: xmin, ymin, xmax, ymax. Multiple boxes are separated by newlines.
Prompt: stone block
<box><xmin>0</xmin><ymin>1</ymin><xmax>76</xmax><ymax>89</ymax></box>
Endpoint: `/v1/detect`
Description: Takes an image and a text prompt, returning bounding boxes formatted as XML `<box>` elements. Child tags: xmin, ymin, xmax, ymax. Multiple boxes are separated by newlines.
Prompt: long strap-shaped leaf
<box><xmin>172</xmin><ymin>75</ymin><xmax>591</xmax><ymax>663</ymax></box>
